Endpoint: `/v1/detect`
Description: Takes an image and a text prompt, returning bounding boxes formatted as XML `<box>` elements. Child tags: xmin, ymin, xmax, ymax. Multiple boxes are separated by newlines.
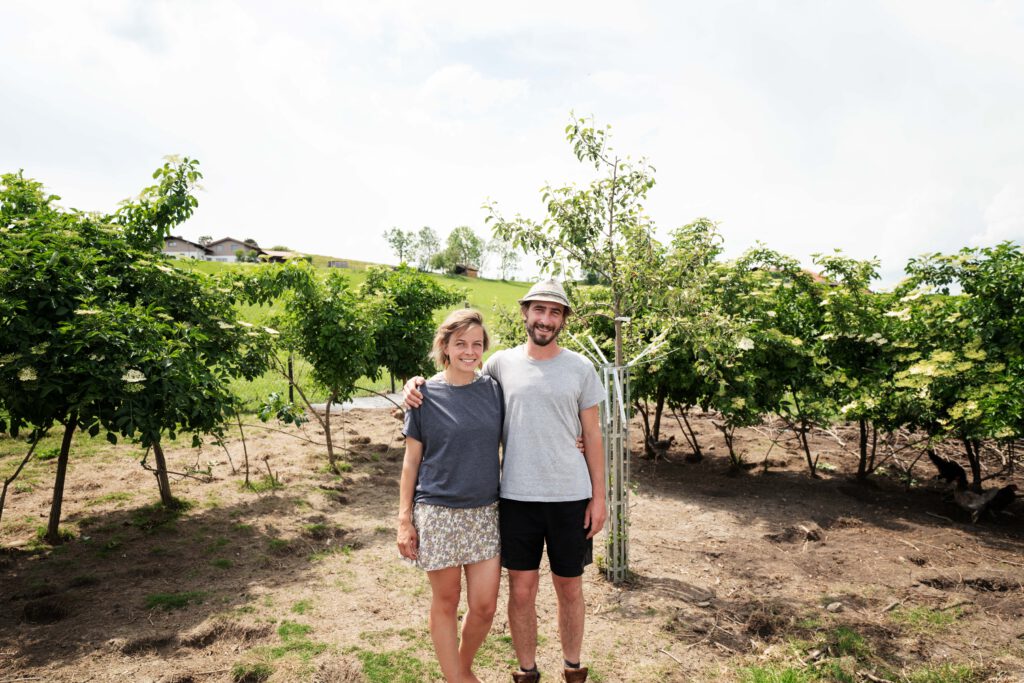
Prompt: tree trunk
<box><xmin>1</xmin><ymin>437</ymin><xmax>40</xmax><ymax>527</ymax></box>
<box><xmin>151</xmin><ymin>441</ymin><xmax>176</xmax><ymax>508</ymax></box>
<box><xmin>637</xmin><ymin>402</ymin><xmax>653</xmax><ymax>456</ymax></box>
<box><xmin>45</xmin><ymin>417</ymin><xmax>76</xmax><ymax>545</ymax></box>
<box><xmin>856</xmin><ymin>418</ymin><xmax>868</xmax><ymax>479</ymax></box>
<box><xmin>325</xmin><ymin>392</ymin><xmax>336</xmax><ymax>471</ymax></box>
<box><xmin>652</xmin><ymin>388</ymin><xmax>665</xmax><ymax>443</ymax></box>
<box><xmin>963</xmin><ymin>438</ymin><xmax>983</xmax><ymax>493</ymax></box>
<box><xmin>676</xmin><ymin>408</ymin><xmax>703</xmax><ymax>460</ymax></box>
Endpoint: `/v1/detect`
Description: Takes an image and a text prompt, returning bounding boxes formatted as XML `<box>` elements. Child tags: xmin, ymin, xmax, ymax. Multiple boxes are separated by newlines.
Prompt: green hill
<box><xmin>171</xmin><ymin>256</ymin><xmax>532</xmax><ymax>406</ymax></box>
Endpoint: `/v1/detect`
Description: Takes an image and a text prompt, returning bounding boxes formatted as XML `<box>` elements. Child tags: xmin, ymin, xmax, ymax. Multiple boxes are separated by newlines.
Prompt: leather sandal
<box><xmin>512</xmin><ymin>670</ymin><xmax>541</xmax><ymax>682</ymax></box>
<box><xmin>563</xmin><ymin>666</ymin><xmax>588</xmax><ymax>682</ymax></box>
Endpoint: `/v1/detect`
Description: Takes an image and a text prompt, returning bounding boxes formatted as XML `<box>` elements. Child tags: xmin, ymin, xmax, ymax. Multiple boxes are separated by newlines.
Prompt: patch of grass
<box><xmin>211</xmin><ymin>558</ymin><xmax>233</xmax><ymax>570</ymax></box>
<box><xmin>335</xmin><ymin>461</ymin><xmax>353</xmax><ymax>473</ymax></box>
<box><xmin>475</xmin><ymin>634</ymin><xmax>518</xmax><ymax>670</ymax></box>
<box><xmin>130</xmin><ymin>500</ymin><xmax>193</xmax><ymax>532</ymax></box>
<box><xmin>267</xmin><ymin>537</ymin><xmax>290</xmax><ymax>554</ymax></box>
<box><xmin>242</xmin><ymin>475</ymin><xmax>284</xmax><ymax>493</ymax></box>
<box><xmin>291</xmin><ymin>599</ymin><xmax>313</xmax><ymax>615</ymax></box>
<box><xmin>68</xmin><ymin>574</ymin><xmax>100</xmax><ymax>588</ymax></box>
<box><xmin>905</xmin><ymin>663</ymin><xmax>983</xmax><ymax>683</ymax></box>
<box><xmin>232</xmin><ymin>522</ymin><xmax>255</xmax><ymax>534</ymax></box>
<box><xmin>830</xmin><ymin>626</ymin><xmax>869</xmax><ymax>659</ymax></box>
<box><xmin>36</xmin><ymin>447</ymin><xmax>60</xmax><ymax>461</ymax></box>
<box><xmin>266</xmin><ymin>620</ymin><xmax>327</xmax><ymax>662</ymax></box>
<box><xmin>230</xmin><ymin>662</ymin><xmax>273</xmax><ymax>683</ymax></box>
<box><xmin>204</xmin><ymin>537</ymin><xmax>230</xmax><ymax>553</ymax></box>
<box><xmin>739</xmin><ymin>666</ymin><xmax>817</xmax><ymax>683</ymax></box>
<box><xmin>96</xmin><ymin>535</ymin><xmax>124</xmax><ymax>558</ymax></box>
<box><xmin>13</xmin><ymin>481</ymin><xmax>32</xmax><ymax>493</ymax></box>
<box><xmin>85</xmin><ymin>491</ymin><xmax>134</xmax><ymax>507</ymax></box>
<box><xmin>144</xmin><ymin>591</ymin><xmax>206</xmax><ymax>610</ymax></box>
<box><xmin>32</xmin><ymin>525</ymin><xmax>75</xmax><ymax>547</ymax></box>
<box><xmin>890</xmin><ymin>606</ymin><xmax>962</xmax><ymax>632</ymax></box>
<box><xmin>355</xmin><ymin>649</ymin><xmax>439</xmax><ymax>683</ymax></box>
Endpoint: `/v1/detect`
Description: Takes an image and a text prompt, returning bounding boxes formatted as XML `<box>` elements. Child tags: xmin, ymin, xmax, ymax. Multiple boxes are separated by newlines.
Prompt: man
<box><xmin>405</xmin><ymin>279</ymin><xmax>606</xmax><ymax>683</ymax></box>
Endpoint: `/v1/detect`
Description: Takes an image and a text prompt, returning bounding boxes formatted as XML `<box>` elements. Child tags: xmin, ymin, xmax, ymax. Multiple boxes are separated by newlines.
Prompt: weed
<box><xmin>267</xmin><ymin>538</ymin><xmax>290</xmax><ymax>554</ymax></box>
<box><xmin>739</xmin><ymin>666</ymin><xmax>816</xmax><ymax>683</ymax></box>
<box><xmin>211</xmin><ymin>558</ymin><xmax>233</xmax><ymax>570</ymax></box>
<box><xmin>13</xmin><ymin>481</ymin><xmax>32</xmax><ymax>493</ymax></box>
<box><xmin>355</xmin><ymin>649</ymin><xmax>438</xmax><ymax>683</ymax></box>
<box><xmin>85</xmin><ymin>491</ymin><xmax>133</xmax><ymax>507</ymax></box>
<box><xmin>130</xmin><ymin>500</ymin><xmax>193</xmax><ymax>532</ymax></box>
<box><xmin>232</xmin><ymin>522</ymin><xmax>255</xmax><ymax>534</ymax></box>
<box><xmin>336</xmin><ymin>461</ymin><xmax>353</xmax><ymax>473</ymax></box>
<box><xmin>266</xmin><ymin>620</ymin><xmax>327</xmax><ymax>661</ymax></box>
<box><xmin>230</xmin><ymin>662</ymin><xmax>273</xmax><ymax>683</ymax></box>
<box><xmin>291</xmin><ymin>599</ymin><xmax>312</xmax><ymax>615</ymax></box>
<box><xmin>890</xmin><ymin>606</ymin><xmax>961</xmax><ymax>632</ymax></box>
<box><xmin>36</xmin><ymin>447</ymin><xmax>60</xmax><ymax>461</ymax></box>
<box><xmin>68</xmin><ymin>574</ymin><xmax>100</xmax><ymax>588</ymax></box>
<box><xmin>144</xmin><ymin>591</ymin><xmax>206</xmax><ymax>610</ymax></box>
<box><xmin>243</xmin><ymin>475</ymin><xmax>283</xmax><ymax>493</ymax></box>
<box><xmin>830</xmin><ymin>626</ymin><xmax>869</xmax><ymax>659</ymax></box>
<box><xmin>905</xmin><ymin>663</ymin><xmax>982</xmax><ymax>683</ymax></box>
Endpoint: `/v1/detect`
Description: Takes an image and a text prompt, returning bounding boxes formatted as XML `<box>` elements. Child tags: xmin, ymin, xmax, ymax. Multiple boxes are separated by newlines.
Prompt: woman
<box><xmin>397</xmin><ymin>309</ymin><xmax>503</xmax><ymax>683</ymax></box>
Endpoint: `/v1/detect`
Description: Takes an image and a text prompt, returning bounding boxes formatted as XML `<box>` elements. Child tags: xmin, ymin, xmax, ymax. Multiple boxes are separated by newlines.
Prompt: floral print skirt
<box><xmin>411</xmin><ymin>501</ymin><xmax>500</xmax><ymax>572</ymax></box>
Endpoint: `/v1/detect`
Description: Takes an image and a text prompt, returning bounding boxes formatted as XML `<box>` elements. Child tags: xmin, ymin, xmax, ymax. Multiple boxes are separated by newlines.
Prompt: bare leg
<box><xmin>507</xmin><ymin>569</ymin><xmax>540</xmax><ymax>670</ymax></box>
<box><xmin>551</xmin><ymin>573</ymin><xmax>585</xmax><ymax>665</ymax></box>
<box><xmin>458</xmin><ymin>556</ymin><xmax>500</xmax><ymax>682</ymax></box>
<box><xmin>427</xmin><ymin>566</ymin><xmax>463</xmax><ymax>682</ymax></box>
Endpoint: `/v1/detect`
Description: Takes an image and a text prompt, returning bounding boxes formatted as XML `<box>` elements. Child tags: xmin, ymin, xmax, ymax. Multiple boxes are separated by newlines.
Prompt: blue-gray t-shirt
<box><xmin>402</xmin><ymin>375</ymin><xmax>504</xmax><ymax>508</ymax></box>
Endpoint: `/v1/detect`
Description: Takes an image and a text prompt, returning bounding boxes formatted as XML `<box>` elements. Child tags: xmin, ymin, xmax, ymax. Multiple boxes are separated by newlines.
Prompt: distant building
<box><xmin>454</xmin><ymin>263</ymin><xmax>479</xmax><ymax>278</ymax></box>
<box><xmin>162</xmin><ymin>236</ymin><xmax>212</xmax><ymax>260</ymax></box>
<box><xmin>261</xmin><ymin>249</ymin><xmax>299</xmax><ymax>263</ymax></box>
<box><xmin>327</xmin><ymin>260</ymin><xmax>349</xmax><ymax>268</ymax></box>
<box><xmin>205</xmin><ymin>237</ymin><xmax>265</xmax><ymax>262</ymax></box>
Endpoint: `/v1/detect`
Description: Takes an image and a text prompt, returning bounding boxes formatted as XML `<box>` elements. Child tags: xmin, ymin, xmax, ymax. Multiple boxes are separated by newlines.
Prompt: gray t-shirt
<box><xmin>483</xmin><ymin>346</ymin><xmax>604</xmax><ymax>502</ymax></box>
<box><xmin>403</xmin><ymin>375</ymin><xmax>503</xmax><ymax>508</ymax></box>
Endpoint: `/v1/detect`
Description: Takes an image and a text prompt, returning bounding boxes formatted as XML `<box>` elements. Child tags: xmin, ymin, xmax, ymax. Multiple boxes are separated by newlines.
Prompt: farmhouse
<box><xmin>205</xmin><ymin>237</ymin><xmax>264</xmax><ymax>262</ymax></box>
<box><xmin>162</xmin><ymin>236</ymin><xmax>212</xmax><ymax>260</ymax></box>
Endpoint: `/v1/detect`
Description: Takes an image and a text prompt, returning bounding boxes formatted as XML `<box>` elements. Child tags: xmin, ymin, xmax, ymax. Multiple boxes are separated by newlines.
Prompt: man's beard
<box><xmin>526</xmin><ymin>321</ymin><xmax>561</xmax><ymax>346</ymax></box>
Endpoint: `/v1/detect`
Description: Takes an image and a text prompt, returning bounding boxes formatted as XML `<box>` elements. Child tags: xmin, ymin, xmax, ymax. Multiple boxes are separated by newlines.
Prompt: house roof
<box><xmin>207</xmin><ymin>237</ymin><xmax>265</xmax><ymax>253</ymax></box>
<box><xmin>164</xmin><ymin>235</ymin><xmax>211</xmax><ymax>252</ymax></box>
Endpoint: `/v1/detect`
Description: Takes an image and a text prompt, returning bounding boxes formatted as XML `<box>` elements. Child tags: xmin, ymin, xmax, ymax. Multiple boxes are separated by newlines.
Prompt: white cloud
<box><xmin>1</xmin><ymin>0</ymin><xmax>1022</xmax><ymax>282</ymax></box>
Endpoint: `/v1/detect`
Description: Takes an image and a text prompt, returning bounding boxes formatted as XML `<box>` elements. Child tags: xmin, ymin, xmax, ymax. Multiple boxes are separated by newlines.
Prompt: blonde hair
<box><xmin>430</xmin><ymin>309</ymin><xmax>490</xmax><ymax>369</ymax></box>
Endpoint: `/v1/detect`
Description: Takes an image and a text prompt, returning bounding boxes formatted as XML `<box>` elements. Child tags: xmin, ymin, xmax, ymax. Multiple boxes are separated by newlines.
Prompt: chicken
<box><xmin>927</xmin><ymin>450</ymin><xmax>1017</xmax><ymax>522</ymax></box>
<box><xmin>646</xmin><ymin>435</ymin><xmax>675</xmax><ymax>461</ymax></box>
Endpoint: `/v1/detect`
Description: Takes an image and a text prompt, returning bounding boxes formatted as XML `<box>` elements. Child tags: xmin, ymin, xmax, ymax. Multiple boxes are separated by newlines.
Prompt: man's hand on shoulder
<box><xmin>402</xmin><ymin>376</ymin><xmax>426</xmax><ymax>408</ymax></box>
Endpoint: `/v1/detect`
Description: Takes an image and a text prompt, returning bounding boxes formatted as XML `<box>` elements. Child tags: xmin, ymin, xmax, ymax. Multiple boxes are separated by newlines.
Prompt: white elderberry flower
<box><xmin>122</xmin><ymin>369</ymin><xmax>146</xmax><ymax>383</ymax></box>
<box><xmin>736</xmin><ymin>337</ymin><xmax>754</xmax><ymax>351</ymax></box>
<box><xmin>217</xmin><ymin>321</ymin><xmax>234</xmax><ymax>330</ymax></box>
<box><xmin>263</xmin><ymin>327</ymin><xmax>279</xmax><ymax>335</ymax></box>
<box><xmin>18</xmin><ymin>367</ymin><xmax>38</xmax><ymax>381</ymax></box>
<box><xmin>75</xmin><ymin>309</ymin><xmax>101</xmax><ymax>315</ymax></box>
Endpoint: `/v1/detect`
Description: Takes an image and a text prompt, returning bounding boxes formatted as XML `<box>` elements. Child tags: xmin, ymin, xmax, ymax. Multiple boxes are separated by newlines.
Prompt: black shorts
<box><xmin>499</xmin><ymin>498</ymin><xmax>593</xmax><ymax>578</ymax></box>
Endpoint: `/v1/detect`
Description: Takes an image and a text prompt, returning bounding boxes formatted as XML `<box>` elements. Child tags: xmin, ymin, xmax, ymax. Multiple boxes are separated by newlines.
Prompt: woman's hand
<box><xmin>397</xmin><ymin>520</ymin><xmax>418</xmax><ymax>560</ymax></box>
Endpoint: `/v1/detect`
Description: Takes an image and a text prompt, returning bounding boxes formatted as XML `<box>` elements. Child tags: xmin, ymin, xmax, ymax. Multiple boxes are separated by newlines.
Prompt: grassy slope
<box><xmin>174</xmin><ymin>256</ymin><xmax>531</xmax><ymax>406</ymax></box>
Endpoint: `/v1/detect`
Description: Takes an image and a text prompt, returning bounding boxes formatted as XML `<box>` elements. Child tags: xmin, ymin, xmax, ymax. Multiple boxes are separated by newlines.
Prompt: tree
<box><xmin>489</xmin><ymin>237</ymin><xmax>521</xmax><ymax>280</ymax></box>
<box><xmin>415</xmin><ymin>226</ymin><xmax>441</xmax><ymax>271</ymax></box>
<box><xmin>435</xmin><ymin>226</ymin><xmax>486</xmax><ymax>274</ymax></box>
<box><xmin>241</xmin><ymin>263</ymin><xmax>379</xmax><ymax>472</ymax></box>
<box><xmin>361</xmin><ymin>266</ymin><xmax>461</xmax><ymax>391</ymax></box>
<box><xmin>383</xmin><ymin>227</ymin><xmax>416</xmax><ymax>264</ymax></box>
<box><xmin>0</xmin><ymin>161</ymin><xmax>273</xmax><ymax>540</ymax></box>
<box><xmin>198</xmin><ymin>235</ymin><xmax>212</xmax><ymax>246</ymax></box>
<box><xmin>486</xmin><ymin>114</ymin><xmax>664</xmax><ymax>583</ymax></box>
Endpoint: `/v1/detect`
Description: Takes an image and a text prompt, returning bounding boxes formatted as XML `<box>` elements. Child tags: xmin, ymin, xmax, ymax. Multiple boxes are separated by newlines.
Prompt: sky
<box><xmin>2</xmin><ymin>1</ymin><xmax>1023</xmax><ymax>285</ymax></box>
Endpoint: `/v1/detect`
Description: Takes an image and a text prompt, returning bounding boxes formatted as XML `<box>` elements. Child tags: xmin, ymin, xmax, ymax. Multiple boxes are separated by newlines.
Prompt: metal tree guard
<box><xmin>574</xmin><ymin>333</ymin><xmax>666</xmax><ymax>584</ymax></box>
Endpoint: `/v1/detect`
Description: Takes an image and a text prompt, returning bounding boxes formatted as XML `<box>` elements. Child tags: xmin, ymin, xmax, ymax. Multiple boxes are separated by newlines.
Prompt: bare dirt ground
<box><xmin>1</xmin><ymin>407</ymin><xmax>1022</xmax><ymax>683</ymax></box>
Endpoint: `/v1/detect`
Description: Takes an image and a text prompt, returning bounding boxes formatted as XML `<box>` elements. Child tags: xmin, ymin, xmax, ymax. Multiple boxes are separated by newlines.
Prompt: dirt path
<box><xmin>1</xmin><ymin>409</ymin><xmax>1022</xmax><ymax>682</ymax></box>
